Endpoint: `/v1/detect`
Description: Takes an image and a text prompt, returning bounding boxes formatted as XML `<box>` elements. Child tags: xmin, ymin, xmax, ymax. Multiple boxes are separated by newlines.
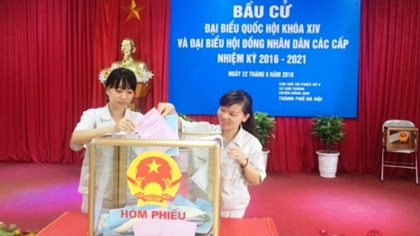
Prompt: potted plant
<box><xmin>0</xmin><ymin>222</ymin><xmax>37</xmax><ymax>236</ymax></box>
<box><xmin>312</xmin><ymin>115</ymin><xmax>345</xmax><ymax>178</ymax></box>
<box><xmin>254</xmin><ymin>112</ymin><xmax>276</xmax><ymax>169</ymax></box>
<box><xmin>178</xmin><ymin>113</ymin><xmax>195</xmax><ymax>123</ymax></box>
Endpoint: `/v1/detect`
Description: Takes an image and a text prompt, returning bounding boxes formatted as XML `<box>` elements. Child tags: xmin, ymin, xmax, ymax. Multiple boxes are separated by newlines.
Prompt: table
<box><xmin>37</xmin><ymin>212</ymin><xmax>279</xmax><ymax>236</ymax></box>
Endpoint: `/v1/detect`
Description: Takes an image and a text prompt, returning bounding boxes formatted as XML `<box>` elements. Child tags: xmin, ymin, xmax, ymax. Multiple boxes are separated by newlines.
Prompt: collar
<box><xmin>227</xmin><ymin>126</ymin><xmax>246</xmax><ymax>148</ymax></box>
<box><xmin>99</xmin><ymin>104</ymin><xmax>112</xmax><ymax>122</ymax></box>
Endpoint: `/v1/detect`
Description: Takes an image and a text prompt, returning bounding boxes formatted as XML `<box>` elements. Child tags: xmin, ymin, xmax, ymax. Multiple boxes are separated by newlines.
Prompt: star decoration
<box><xmin>147</xmin><ymin>159</ymin><xmax>161</xmax><ymax>173</ymax></box>
<box><xmin>121</xmin><ymin>0</ymin><xmax>145</xmax><ymax>21</ymax></box>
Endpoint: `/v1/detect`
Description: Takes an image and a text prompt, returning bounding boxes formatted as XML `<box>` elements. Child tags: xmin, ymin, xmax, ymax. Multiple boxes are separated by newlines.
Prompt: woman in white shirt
<box><xmin>70</xmin><ymin>67</ymin><xmax>145</xmax><ymax>213</ymax></box>
<box><xmin>159</xmin><ymin>90</ymin><xmax>267</xmax><ymax>218</ymax></box>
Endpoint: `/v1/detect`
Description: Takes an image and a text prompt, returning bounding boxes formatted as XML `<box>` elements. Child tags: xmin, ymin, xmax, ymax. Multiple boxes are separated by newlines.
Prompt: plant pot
<box><xmin>317</xmin><ymin>150</ymin><xmax>340</xmax><ymax>178</ymax></box>
<box><xmin>262</xmin><ymin>149</ymin><xmax>270</xmax><ymax>170</ymax></box>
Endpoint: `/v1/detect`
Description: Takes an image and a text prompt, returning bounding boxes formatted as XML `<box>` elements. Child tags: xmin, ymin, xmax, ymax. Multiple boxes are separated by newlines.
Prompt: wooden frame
<box><xmin>88</xmin><ymin>138</ymin><xmax>222</xmax><ymax>236</ymax></box>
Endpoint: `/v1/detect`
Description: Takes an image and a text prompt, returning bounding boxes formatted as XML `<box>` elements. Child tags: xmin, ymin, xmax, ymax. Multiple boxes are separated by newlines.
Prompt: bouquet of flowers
<box><xmin>99</xmin><ymin>65</ymin><xmax>153</xmax><ymax>84</ymax></box>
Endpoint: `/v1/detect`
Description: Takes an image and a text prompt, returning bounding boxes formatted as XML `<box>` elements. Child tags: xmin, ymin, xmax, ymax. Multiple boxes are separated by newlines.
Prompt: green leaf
<box><xmin>312</xmin><ymin>115</ymin><xmax>345</xmax><ymax>152</ymax></box>
<box><xmin>254</xmin><ymin>112</ymin><xmax>276</xmax><ymax>147</ymax></box>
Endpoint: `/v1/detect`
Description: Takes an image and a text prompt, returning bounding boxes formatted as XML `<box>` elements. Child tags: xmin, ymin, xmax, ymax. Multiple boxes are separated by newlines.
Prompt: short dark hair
<box><xmin>105</xmin><ymin>68</ymin><xmax>137</xmax><ymax>91</ymax></box>
<box><xmin>219</xmin><ymin>89</ymin><xmax>257</xmax><ymax>136</ymax></box>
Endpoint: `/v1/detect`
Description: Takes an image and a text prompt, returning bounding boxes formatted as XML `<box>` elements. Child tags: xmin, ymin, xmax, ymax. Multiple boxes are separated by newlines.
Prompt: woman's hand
<box><xmin>227</xmin><ymin>146</ymin><xmax>247</xmax><ymax>167</ymax></box>
<box><xmin>157</xmin><ymin>102</ymin><xmax>177</xmax><ymax>116</ymax></box>
<box><xmin>114</xmin><ymin>117</ymin><xmax>136</xmax><ymax>134</ymax></box>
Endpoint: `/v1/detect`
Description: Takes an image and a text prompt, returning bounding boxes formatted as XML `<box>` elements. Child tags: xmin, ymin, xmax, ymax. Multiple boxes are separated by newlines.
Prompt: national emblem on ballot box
<box><xmin>384</xmin><ymin>127</ymin><xmax>418</xmax><ymax>151</ymax></box>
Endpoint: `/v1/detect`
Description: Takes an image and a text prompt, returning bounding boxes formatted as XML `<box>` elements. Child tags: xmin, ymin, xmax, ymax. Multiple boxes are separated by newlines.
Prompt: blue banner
<box><xmin>169</xmin><ymin>0</ymin><xmax>360</xmax><ymax>117</ymax></box>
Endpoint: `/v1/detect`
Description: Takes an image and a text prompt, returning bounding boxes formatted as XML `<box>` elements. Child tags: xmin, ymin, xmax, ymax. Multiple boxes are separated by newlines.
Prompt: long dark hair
<box><xmin>219</xmin><ymin>89</ymin><xmax>257</xmax><ymax>136</ymax></box>
<box><xmin>105</xmin><ymin>67</ymin><xmax>137</xmax><ymax>91</ymax></box>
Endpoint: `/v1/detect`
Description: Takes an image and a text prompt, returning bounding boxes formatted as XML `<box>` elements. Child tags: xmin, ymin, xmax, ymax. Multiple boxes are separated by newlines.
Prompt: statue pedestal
<box><xmin>129</xmin><ymin>82</ymin><xmax>151</xmax><ymax>112</ymax></box>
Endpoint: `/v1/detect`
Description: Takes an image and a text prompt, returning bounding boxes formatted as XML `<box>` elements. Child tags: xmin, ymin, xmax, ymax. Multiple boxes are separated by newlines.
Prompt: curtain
<box><xmin>0</xmin><ymin>0</ymin><xmax>95</xmax><ymax>163</ymax></box>
<box><xmin>356</xmin><ymin>0</ymin><xmax>420</xmax><ymax>175</ymax></box>
<box><xmin>92</xmin><ymin>0</ymin><xmax>170</xmax><ymax>110</ymax></box>
<box><xmin>268</xmin><ymin>0</ymin><xmax>420</xmax><ymax>173</ymax></box>
<box><xmin>0</xmin><ymin>0</ymin><xmax>169</xmax><ymax>163</ymax></box>
<box><xmin>0</xmin><ymin>0</ymin><xmax>419</xmax><ymax>176</ymax></box>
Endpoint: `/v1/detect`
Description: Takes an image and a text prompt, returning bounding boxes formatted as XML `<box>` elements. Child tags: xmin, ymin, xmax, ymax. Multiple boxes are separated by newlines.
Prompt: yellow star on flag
<box><xmin>121</xmin><ymin>0</ymin><xmax>145</xmax><ymax>21</ymax></box>
<box><xmin>147</xmin><ymin>159</ymin><xmax>161</xmax><ymax>173</ymax></box>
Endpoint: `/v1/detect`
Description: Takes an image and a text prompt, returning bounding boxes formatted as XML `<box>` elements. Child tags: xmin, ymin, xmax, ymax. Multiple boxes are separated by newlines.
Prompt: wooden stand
<box><xmin>129</xmin><ymin>82</ymin><xmax>151</xmax><ymax>112</ymax></box>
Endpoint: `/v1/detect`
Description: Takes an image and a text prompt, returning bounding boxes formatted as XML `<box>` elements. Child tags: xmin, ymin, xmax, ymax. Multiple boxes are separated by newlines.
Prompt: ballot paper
<box><xmin>133</xmin><ymin>219</ymin><xmax>197</xmax><ymax>236</ymax></box>
<box><xmin>191</xmin><ymin>162</ymin><xmax>209</xmax><ymax>194</ymax></box>
<box><xmin>135</xmin><ymin>108</ymin><xmax>179</xmax><ymax>153</ymax></box>
<box><xmin>102</xmin><ymin>107</ymin><xmax>179</xmax><ymax>154</ymax></box>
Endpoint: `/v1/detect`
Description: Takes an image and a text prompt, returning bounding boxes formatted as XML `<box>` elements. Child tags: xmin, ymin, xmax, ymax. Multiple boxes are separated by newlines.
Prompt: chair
<box><xmin>381</xmin><ymin>120</ymin><xmax>418</xmax><ymax>184</ymax></box>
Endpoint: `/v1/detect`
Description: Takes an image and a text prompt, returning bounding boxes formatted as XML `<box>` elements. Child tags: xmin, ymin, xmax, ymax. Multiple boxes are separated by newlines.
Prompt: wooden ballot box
<box><xmin>383</xmin><ymin>127</ymin><xmax>418</xmax><ymax>151</ymax></box>
<box><xmin>88</xmin><ymin>137</ymin><xmax>221</xmax><ymax>236</ymax></box>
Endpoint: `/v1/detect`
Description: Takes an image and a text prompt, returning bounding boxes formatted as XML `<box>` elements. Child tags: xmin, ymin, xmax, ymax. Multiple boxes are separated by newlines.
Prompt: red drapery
<box><xmin>0</xmin><ymin>0</ymin><xmax>95</xmax><ymax>163</ymax></box>
<box><xmin>92</xmin><ymin>0</ymin><xmax>170</xmax><ymax>110</ymax></box>
<box><xmin>0</xmin><ymin>0</ymin><xmax>419</xmax><ymax>176</ymax></box>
